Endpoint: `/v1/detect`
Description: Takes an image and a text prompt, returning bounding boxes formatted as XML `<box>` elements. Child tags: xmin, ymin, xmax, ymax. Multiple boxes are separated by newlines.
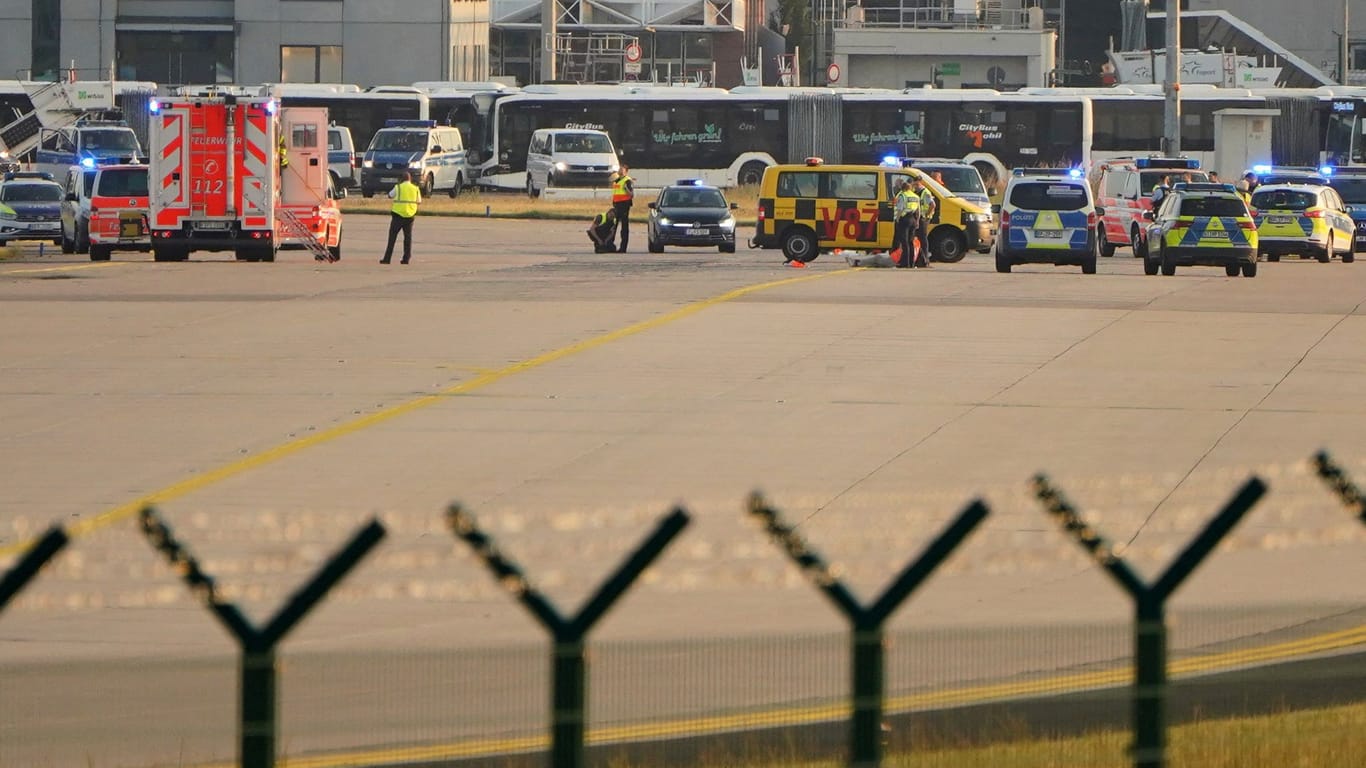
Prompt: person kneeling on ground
<box><xmin>588</xmin><ymin>208</ymin><xmax>618</xmax><ymax>253</ymax></box>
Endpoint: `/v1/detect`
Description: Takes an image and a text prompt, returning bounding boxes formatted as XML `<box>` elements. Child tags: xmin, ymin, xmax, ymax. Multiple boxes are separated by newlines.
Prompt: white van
<box><xmin>525</xmin><ymin>128</ymin><xmax>619</xmax><ymax>197</ymax></box>
<box><xmin>360</xmin><ymin>120</ymin><xmax>467</xmax><ymax>198</ymax></box>
<box><xmin>327</xmin><ymin>125</ymin><xmax>358</xmax><ymax>190</ymax></box>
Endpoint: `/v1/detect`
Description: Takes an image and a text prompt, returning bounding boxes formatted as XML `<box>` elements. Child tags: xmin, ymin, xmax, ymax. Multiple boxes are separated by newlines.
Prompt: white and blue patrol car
<box><xmin>360</xmin><ymin>120</ymin><xmax>467</xmax><ymax>198</ymax></box>
<box><xmin>995</xmin><ymin>168</ymin><xmax>1100</xmax><ymax>274</ymax></box>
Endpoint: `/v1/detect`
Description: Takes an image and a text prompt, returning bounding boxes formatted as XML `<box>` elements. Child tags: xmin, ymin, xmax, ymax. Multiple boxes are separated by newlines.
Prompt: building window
<box><xmin>117</xmin><ymin>31</ymin><xmax>235</xmax><ymax>85</ymax></box>
<box><xmin>31</xmin><ymin>0</ymin><xmax>60</xmax><ymax>80</ymax></box>
<box><xmin>281</xmin><ymin>46</ymin><xmax>342</xmax><ymax>83</ymax></box>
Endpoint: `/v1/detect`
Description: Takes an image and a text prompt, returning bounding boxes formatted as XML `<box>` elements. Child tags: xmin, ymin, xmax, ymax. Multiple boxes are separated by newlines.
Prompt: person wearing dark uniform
<box><xmin>914</xmin><ymin>176</ymin><xmax>936</xmax><ymax>268</ymax></box>
<box><xmin>893</xmin><ymin>179</ymin><xmax>920</xmax><ymax>269</ymax></box>
<box><xmin>611</xmin><ymin>165</ymin><xmax>634</xmax><ymax>253</ymax></box>
<box><xmin>381</xmin><ymin>171</ymin><xmax>421</xmax><ymax>264</ymax></box>
<box><xmin>588</xmin><ymin>208</ymin><xmax>617</xmax><ymax>252</ymax></box>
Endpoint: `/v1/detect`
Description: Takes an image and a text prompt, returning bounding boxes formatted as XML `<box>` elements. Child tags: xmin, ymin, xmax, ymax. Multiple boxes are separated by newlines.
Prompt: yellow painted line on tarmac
<box><xmin>0</xmin><ymin>261</ymin><xmax>123</xmax><ymax>275</ymax></box>
<box><xmin>0</xmin><ymin>267</ymin><xmax>849</xmax><ymax>559</ymax></box>
<box><xmin>181</xmin><ymin>621</ymin><xmax>1366</xmax><ymax>768</ymax></box>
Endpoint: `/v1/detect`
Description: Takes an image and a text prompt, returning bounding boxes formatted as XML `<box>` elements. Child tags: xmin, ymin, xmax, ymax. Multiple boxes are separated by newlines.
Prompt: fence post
<box><xmin>447</xmin><ymin>503</ymin><xmax>689</xmax><ymax>768</ymax></box>
<box><xmin>138</xmin><ymin>507</ymin><xmax>386</xmax><ymax>768</ymax></box>
<box><xmin>1032</xmin><ymin>474</ymin><xmax>1266</xmax><ymax>768</ymax></box>
<box><xmin>1311</xmin><ymin>450</ymin><xmax>1366</xmax><ymax>525</ymax></box>
<box><xmin>0</xmin><ymin>525</ymin><xmax>68</xmax><ymax>614</ymax></box>
<box><xmin>747</xmin><ymin>492</ymin><xmax>989</xmax><ymax>768</ymax></box>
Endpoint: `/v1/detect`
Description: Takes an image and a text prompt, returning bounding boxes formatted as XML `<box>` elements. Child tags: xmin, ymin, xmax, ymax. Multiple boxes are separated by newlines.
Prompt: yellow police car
<box><xmin>1249</xmin><ymin>183</ymin><xmax>1356</xmax><ymax>263</ymax></box>
<box><xmin>750</xmin><ymin>158</ymin><xmax>992</xmax><ymax>263</ymax></box>
<box><xmin>1140</xmin><ymin>182</ymin><xmax>1258</xmax><ymax>277</ymax></box>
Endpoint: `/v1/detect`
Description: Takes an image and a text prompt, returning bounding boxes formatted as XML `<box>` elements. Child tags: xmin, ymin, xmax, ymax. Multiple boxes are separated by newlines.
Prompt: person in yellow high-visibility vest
<box><xmin>610</xmin><ymin>165</ymin><xmax>635</xmax><ymax>253</ymax></box>
<box><xmin>381</xmin><ymin>172</ymin><xmax>422</xmax><ymax>264</ymax></box>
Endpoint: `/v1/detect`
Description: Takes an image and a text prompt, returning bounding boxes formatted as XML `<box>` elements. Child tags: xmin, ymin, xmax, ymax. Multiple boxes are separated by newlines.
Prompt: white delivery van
<box><xmin>524</xmin><ymin>128</ymin><xmax>619</xmax><ymax>197</ymax></box>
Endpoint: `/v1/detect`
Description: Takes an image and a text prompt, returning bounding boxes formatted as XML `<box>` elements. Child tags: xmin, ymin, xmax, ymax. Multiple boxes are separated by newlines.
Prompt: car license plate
<box><xmin>1203</xmin><ymin>231</ymin><xmax>1229</xmax><ymax>239</ymax></box>
<box><xmin>1034</xmin><ymin>230</ymin><xmax>1063</xmax><ymax>239</ymax></box>
<box><xmin>687</xmin><ymin>227</ymin><xmax>708</xmax><ymax>236</ymax></box>
<box><xmin>1267</xmin><ymin>215</ymin><xmax>1292</xmax><ymax>224</ymax></box>
<box><xmin>195</xmin><ymin>221</ymin><xmax>230</xmax><ymax>230</ymax></box>
<box><xmin>38</xmin><ymin>223</ymin><xmax>58</xmax><ymax>230</ymax></box>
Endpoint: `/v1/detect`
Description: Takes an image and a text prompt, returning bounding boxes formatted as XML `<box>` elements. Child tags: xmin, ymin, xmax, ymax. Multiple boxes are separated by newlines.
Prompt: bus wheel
<box><xmin>781</xmin><ymin>228</ymin><xmax>817</xmax><ymax>263</ymax></box>
<box><xmin>930</xmin><ymin>228</ymin><xmax>966</xmax><ymax>263</ymax></box>
<box><xmin>737</xmin><ymin>161</ymin><xmax>767</xmax><ymax>187</ymax></box>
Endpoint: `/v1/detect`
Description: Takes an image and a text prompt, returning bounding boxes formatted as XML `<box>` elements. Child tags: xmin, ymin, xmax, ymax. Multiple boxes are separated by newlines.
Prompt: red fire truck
<box><xmin>147</xmin><ymin>94</ymin><xmax>342</xmax><ymax>262</ymax></box>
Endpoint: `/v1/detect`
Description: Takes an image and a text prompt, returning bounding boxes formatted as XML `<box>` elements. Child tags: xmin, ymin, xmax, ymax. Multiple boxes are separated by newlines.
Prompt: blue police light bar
<box><xmin>1252</xmin><ymin>164</ymin><xmax>1273</xmax><ymax>174</ymax></box>
<box><xmin>1134</xmin><ymin>157</ymin><xmax>1201</xmax><ymax>169</ymax></box>
<box><xmin>880</xmin><ymin>154</ymin><xmax>900</xmax><ymax>167</ymax></box>
<box><xmin>675</xmin><ymin>178</ymin><xmax>704</xmax><ymax>186</ymax></box>
<box><xmin>385</xmin><ymin>119</ymin><xmax>437</xmax><ymax>128</ymax></box>
<box><xmin>81</xmin><ymin>157</ymin><xmax>95</xmax><ymax>169</ymax></box>
<box><xmin>1320</xmin><ymin>165</ymin><xmax>1335</xmax><ymax>176</ymax></box>
<box><xmin>148</xmin><ymin>99</ymin><xmax>160</xmax><ymax>114</ymax></box>
<box><xmin>265</xmin><ymin>99</ymin><xmax>278</xmax><ymax>115</ymax></box>
<box><xmin>1068</xmin><ymin>168</ymin><xmax>1083</xmax><ymax>178</ymax></box>
<box><xmin>1011</xmin><ymin>167</ymin><xmax>1078</xmax><ymax>177</ymax></box>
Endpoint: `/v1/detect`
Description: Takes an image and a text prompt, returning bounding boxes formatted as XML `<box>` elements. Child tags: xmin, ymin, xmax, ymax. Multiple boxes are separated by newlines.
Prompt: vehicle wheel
<box><xmin>1130</xmin><ymin>226</ymin><xmax>1144</xmax><ymax>258</ymax></box>
<box><xmin>1099</xmin><ymin>228</ymin><xmax>1116</xmax><ymax>258</ymax></box>
<box><xmin>449</xmin><ymin>175</ymin><xmax>463</xmax><ymax>198</ymax></box>
<box><xmin>235</xmin><ymin>248</ymin><xmax>254</xmax><ymax>261</ymax></box>
<box><xmin>1318</xmin><ymin>234</ymin><xmax>1333</xmax><ymax>263</ymax></box>
<box><xmin>719</xmin><ymin>242</ymin><xmax>736</xmax><ymax>254</ymax></box>
<box><xmin>780</xmin><ymin>228</ymin><xmax>817</xmax><ymax>263</ymax></box>
<box><xmin>0</xmin><ymin>239</ymin><xmax>7</xmax><ymax>247</ymax></box>
<box><xmin>1345</xmin><ymin>250</ymin><xmax>1356</xmax><ymax>263</ymax></box>
<box><xmin>648</xmin><ymin>236</ymin><xmax>663</xmax><ymax>253</ymax></box>
<box><xmin>1160</xmin><ymin>249</ymin><xmax>1176</xmax><ymax>276</ymax></box>
<box><xmin>1143</xmin><ymin>255</ymin><xmax>1159</xmax><ymax>275</ymax></box>
<box><xmin>153</xmin><ymin>247</ymin><xmax>177</xmax><ymax>262</ymax></box>
<box><xmin>362</xmin><ymin>189</ymin><xmax>374</xmax><ymax>199</ymax></box>
<box><xmin>1242</xmin><ymin>260</ymin><xmax>1257</xmax><ymax>277</ymax></box>
<box><xmin>76</xmin><ymin>223</ymin><xmax>89</xmax><ymax>254</ymax></box>
<box><xmin>737</xmin><ymin>161</ymin><xmax>767</xmax><ymax>187</ymax></box>
<box><xmin>1081</xmin><ymin>253</ymin><xmax>1097</xmax><ymax>274</ymax></box>
<box><xmin>329</xmin><ymin>171</ymin><xmax>342</xmax><ymax>191</ymax></box>
<box><xmin>259</xmin><ymin>247</ymin><xmax>276</xmax><ymax>263</ymax></box>
<box><xmin>1225</xmin><ymin>264</ymin><xmax>1240</xmax><ymax>277</ymax></box>
<box><xmin>89</xmin><ymin>244</ymin><xmax>111</xmax><ymax>261</ymax></box>
<box><xmin>60</xmin><ymin>230</ymin><xmax>74</xmax><ymax>254</ymax></box>
<box><xmin>929</xmin><ymin>228</ymin><xmax>966</xmax><ymax>263</ymax></box>
<box><xmin>994</xmin><ymin>248</ymin><xmax>1012</xmax><ymax>273</ymax></box>
<box><xmin>420</xmin><ymin>175</ymin><xmax>434</xmax><ymax>197</ymax></box>
<box><xmin>52</xmin><ymin>238</ymin><xmax>61</xmax><ymax>246</ymax></box>
<box><xmin>526</xmin><ymin>176</ymin><xmax>539</xmax><ymax>198</ymax></box>
<box><xmin>1267</xmin><ymin>253</ymin><xmax>1280</xmax><ymax>262</ymax></box>
<box><xmin>328</xmin><ymin>244</ymin><xmax>342</xmax><ymax>261</ymax></box>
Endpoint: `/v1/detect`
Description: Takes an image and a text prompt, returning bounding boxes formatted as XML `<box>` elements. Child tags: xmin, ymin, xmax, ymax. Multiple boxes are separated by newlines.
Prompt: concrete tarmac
<box><xmin>3</xmin><ymin>214</ymin><xmax>1366</xmax><ymax>766</ymax></box>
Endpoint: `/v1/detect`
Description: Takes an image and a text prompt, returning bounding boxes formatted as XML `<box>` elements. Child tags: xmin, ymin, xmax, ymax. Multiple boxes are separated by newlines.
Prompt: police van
<box><xmin>750</xmin><ymin>158</ymin><xmax>992</xmax><ymax>263</ymax></box>
<box><xmin>996</xmin><ymin>168</ymin><xmax>1102</xmax><ymax>274</ymax></box>
<box><xmin>327</xmin><ymin>124</ymin><xmax>358</xmax><ymax>190</ymax></box>
<box><xmin>360</xmin><ymin>119</ymin><xmax>467</xmax><ymax>198</ymax></box>
<box><xmin>34</xmin><ymin>117</ymin><xmax>147</xmax><ymax>179</ymax></box>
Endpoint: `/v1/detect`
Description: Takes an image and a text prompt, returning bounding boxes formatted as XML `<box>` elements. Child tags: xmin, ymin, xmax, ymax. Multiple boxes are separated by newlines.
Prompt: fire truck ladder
<box><xmin>0</xmin><ymin>80</ymin><xmax>92</xmax><ymax>161</ymax></box>
<box><xmin>276</xmin><ymin>208</ymin><xmax>337</xmax><ymax>262</ymax></box>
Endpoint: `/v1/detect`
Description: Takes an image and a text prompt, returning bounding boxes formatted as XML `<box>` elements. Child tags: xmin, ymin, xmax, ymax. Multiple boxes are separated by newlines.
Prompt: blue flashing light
<box><xmin>880</xmin><ymin>154</ymin><xmax>900</xmax><ymax>167</ymax></box>
<box><xmin>80</xmin><ymin>157</ymin><xmax>95</xmax><ymax>169</ymax></box>
<box><xmin>675</xmin><ymin>178</ymin><xmax>704</xmax><ymax>186</ymax></box>
<box><xmin>148</xmin><ymin>99</ymin><xmax>160</xmax><ymax>114</ymax></box>
<box><xmin>1068</xmin><ymin>168</ymin><xmax>1083</xmax><ymax>179</ymax></box>
<box><xmin>1252</xmin><ymin>164</ymin><xmax>1273</xmax><ymax>174</ymax></box>
<box><xmin>265</xmin><ymin>99</ymin><xmax>278</xmax><ymax>116</ymax></box>
<box><xmin>1320</xmin><ymin>165</ymin><xmax>1335</xmax><ymax>176</ymax></box>
<box><xmin>1135</xmin><ymin>157</ymin><xmax>1201</xmax><ymax>170</ymax></box>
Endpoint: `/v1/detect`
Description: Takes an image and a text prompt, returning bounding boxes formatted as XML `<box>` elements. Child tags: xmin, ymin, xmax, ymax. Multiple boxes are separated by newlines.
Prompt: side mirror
<box><xmin>730</xmin><ymin>202</ymin><xmax>739</xmax><ymax>210</ymax></box>
<box><xmin>990</xmin><ymin>203</ymin><xmax>1001</xmax><ymax>215</ymax></box>
<box><xmin>1094</xmin><ymin>206</ymin><xmax>1106</xmax><ymax>217</ymax></box>
<box><xmin>430</xmin><ymin>146</ymin><xmax>443</xmax><ymax>154</ymax></box>
<box><xmin>647</xmin><ymin>202</ymin><xmax>657</xmax><ymax>209</ymax></box>
<box><xmin>65</xmin><ymin>192</ymin><xmax>77</xmax><ymax>202</ymax></box>
<box><xmin>1142</xmin><ymin>210</ymin><xmax>1155</xmax><ymax>221</ymax></box>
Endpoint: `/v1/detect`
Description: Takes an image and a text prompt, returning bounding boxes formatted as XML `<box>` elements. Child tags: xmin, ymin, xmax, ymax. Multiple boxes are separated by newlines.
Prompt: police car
<box><xmin>647</xmin><ymin>180</ymin><xmax>739</xmax><ymax>253</ymax></box>
<box><xmin>1250</xmin><ymin>182</ymin><xmax>1355</xmax><ymax>263</ymax></box>
<box><xmin>1324</xmin><ymin>167</ymin><xmax>1366</xmax><ymax>254</ymax></box>
<box><xmin>0</xmin><ymin>171</ymin><xmax>65</xmax><ymax>247</ymax></box>
<box><xmin>995</xmin><ymin>168</ymin><xmax>1100</xmax><ymax>274</ymax></box>
<box><xmin>1140</xmin><ymin>183</ymin><xmax>1258</xmax><ymax>277</ymax></box>
<box><xmin>1244</xmin><ymin>164</ymin><xmax>1329</xmax><ymax>187</ymax></box>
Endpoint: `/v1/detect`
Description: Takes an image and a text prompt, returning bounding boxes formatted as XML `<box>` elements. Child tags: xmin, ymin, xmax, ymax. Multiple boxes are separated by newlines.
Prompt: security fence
<box><xmin>3</xmin><ymin>452</ymin><xmax>1366</xmax><ymax>768</ymax></box>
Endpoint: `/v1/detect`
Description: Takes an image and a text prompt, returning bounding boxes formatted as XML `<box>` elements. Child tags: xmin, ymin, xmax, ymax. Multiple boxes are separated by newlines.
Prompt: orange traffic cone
<box><xmin>789</xmin><ymin>259</ymin><xmax>807</xmax><ymax>268</ymax></box>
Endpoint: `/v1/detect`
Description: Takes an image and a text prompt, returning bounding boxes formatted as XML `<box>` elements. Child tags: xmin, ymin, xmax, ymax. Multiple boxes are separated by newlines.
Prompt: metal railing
<box><xmin>4</xmin><ymin>451</ymin><xmax>1366</xmax><ymax>768</ymax></box>
<box><xmin>837</xmin><ymin>3</ymin><xmax>1036</xmax><ymax>31</ymax></box>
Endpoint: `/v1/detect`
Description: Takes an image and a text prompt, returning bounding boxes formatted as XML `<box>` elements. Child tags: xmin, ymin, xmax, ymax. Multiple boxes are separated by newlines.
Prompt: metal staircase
<box><xmin>1149</xmin><ymin>9</ymin><xmax>1335</xmax><ymax>88</ymax></box>
<box><xmin>276</xmin><ymin>208</ymin><xmax>337</xmax><ymax>262</ymax></box>
<box><xmin>0</xmin><ymin>81</ymin><xmax>97</xmax><ymax>162</ymax></box>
